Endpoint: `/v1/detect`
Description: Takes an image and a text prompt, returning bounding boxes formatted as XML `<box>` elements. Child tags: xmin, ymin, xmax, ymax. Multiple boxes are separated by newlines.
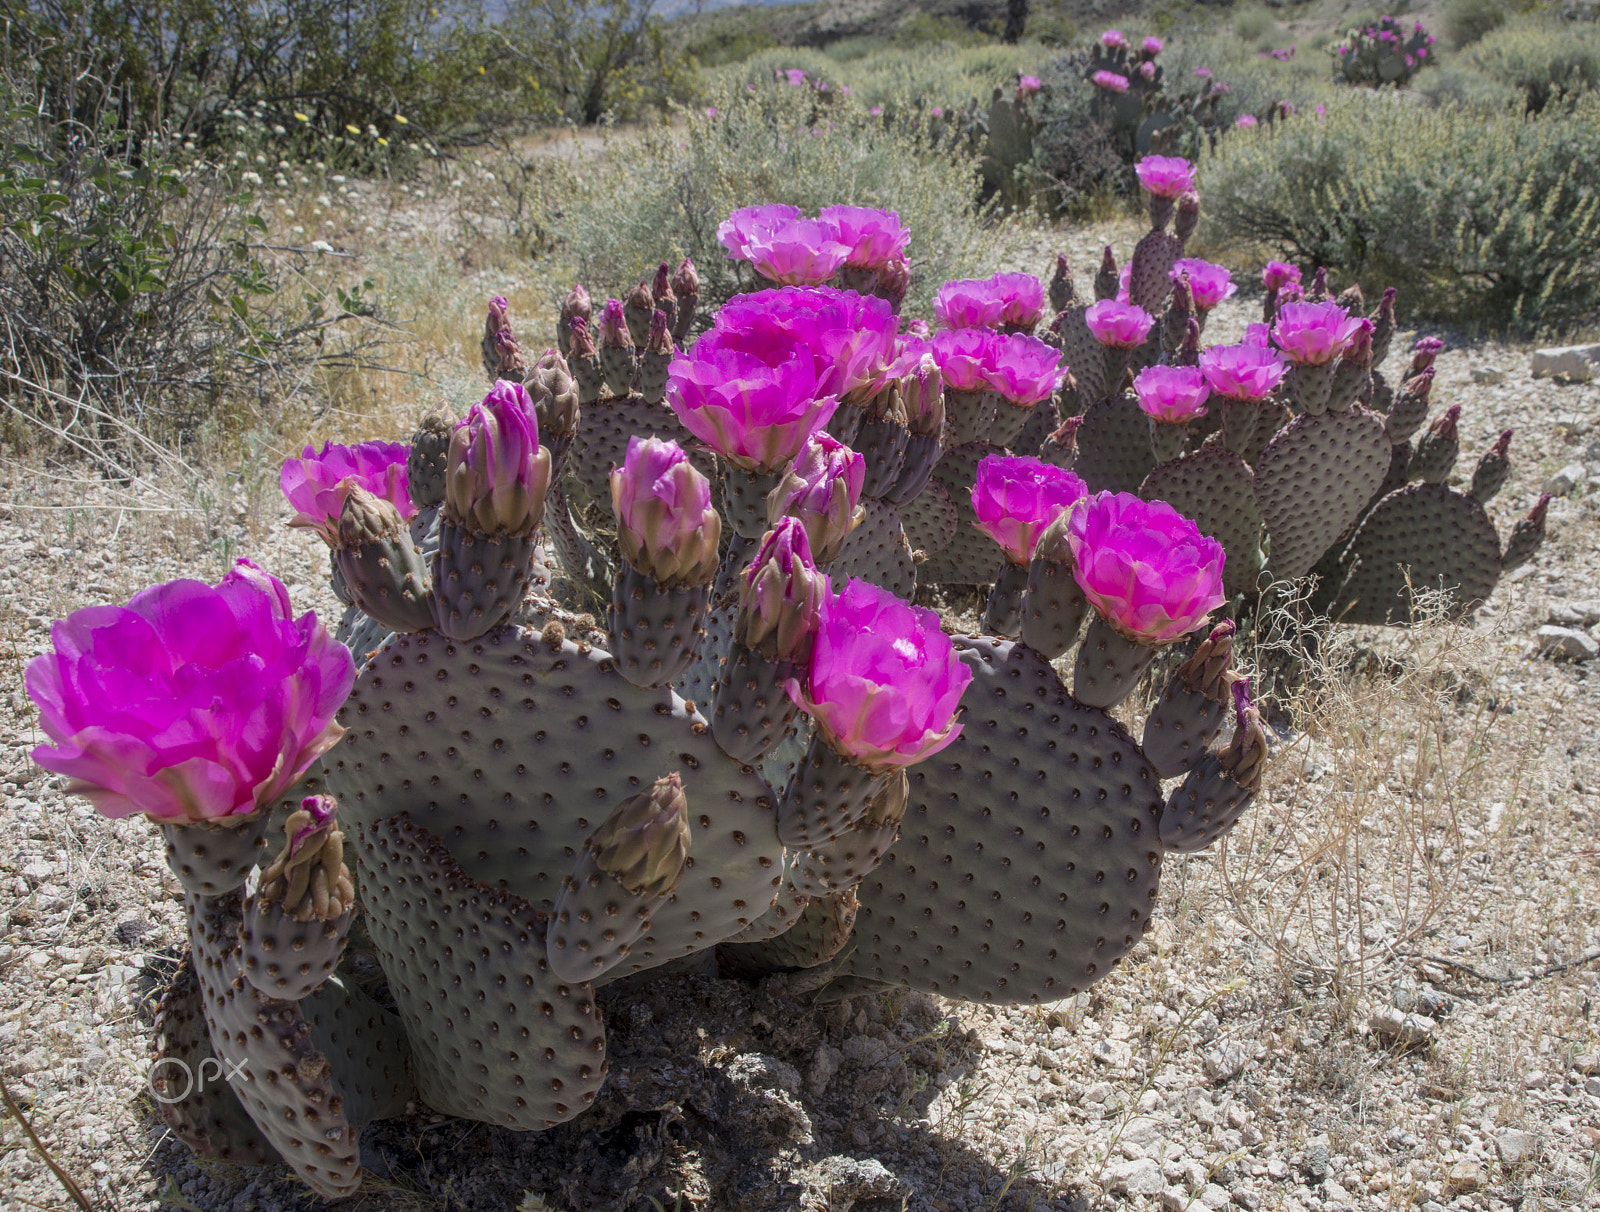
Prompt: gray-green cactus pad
<box><xmin>1128</xmin><ymin>230</ymin><xmax>1181</xmax><ymax>314</ymax></box>
<box><xmin>1330</xmin><ymin>483</ymin><xmax>1502</xmax><ymax>625</ymax></box>
<box><xmin>239</xmin><ymin>895</ymin><xmax>350</xmax><ymax>1002</ymax></box>
<box><xmin>720</xmin><ymin>889</ymin><xmax>859</xmax><ymax>976</ymax></box>
<box><xmin>323</xmin><ymin>627</ymin><xmax>784</xmax><ymax>978</ymax></box>
<box><xmin>185</xmin><ymin>891</ymin><xmax>363</xmax><ymax>1197</ymax></box>
<box><xmin>827</xmin><ymin>499</ymin><xmax>916</xmax><ymax>599</ymax></box>
<box><xmin>151</xmin><ymin>951</ymin><xmax>277</xmax><ymax>1166</ymax></box>
<box><xmin>919</xmin><ymin>443</ymin><xmax>1006</xmax><ymax>586</ymax></box>
<box><xmin>1074</xmin><ymin>395</ymin><xmax>1156</xmax><ymax>495</ymax></box>
<box><xmin>836</xmin><ymin>637</ymin><xmax>1164</xmax><ymax>1003</ymax></box>
<box><xmin>1053</xmin><ymin>307</ymin><xmax>1106</xmax><ymax>405</ymax></box>
<box><xmin>1253</xmin><ymin>407</ymin><xmax>1390</xmax><ymax>581</ymax></box>
<box><xmin>335</xmin><ymin>602</ymin><xmax>397</xmax><ymax>671</ymax></box>
<box><xmin>162</xmin><ymin>814</ymin><xmax>270</xmax><ymax>896</ymax></box>
<box><xmin>566</xmin><ymin>394</ymin><xmax>702</xmax><ymax>510</ymax></box>
<box><xmin>1012</xmin><ymin>395</ymin><xmax>1059</xmax><ymax>458</ymax></box>
<box><xmin>1140</xmin><ymin>447</ymin><xmax>1264</xmax><ymax>599</ymax></box>
<box><xmin>297</xmin><ymin>972</ymin><xmax>415</xmax><ymax>1128</ymax></box>
<box><xmin>1159</xmin><ymin>757</ymin><xmax>1253</xmax><ymax>853</ymax></box>
<box><xmin>356</xmin><ymin>813</ymin><xmax>607</xmax><ymax>1127</ymax></box>
<box><xmin>899</xmin><ymin>478</ymin><xmax>957</xmax><ymax>560</ymax></box>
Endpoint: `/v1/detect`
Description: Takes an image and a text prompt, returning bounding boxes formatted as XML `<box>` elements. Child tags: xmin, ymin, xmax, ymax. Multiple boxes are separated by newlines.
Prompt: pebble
<box><xmin>1530</xmin><ymin>342</ymin><xmax>1600</xmax><ymax>380</ymax></box>
<box><xmin>1536</xmin><ymin>624</ymin><xmax>1599</xmax><ymax>661</ymax></box>
<box><xmin>1445</xmin><ymin>1160</ymin><xmax>1486</xmax><ymax>1194</ymax></box>
<box><xmin>1544</xmin><ymin>462</ymin><xmax>1589</xmax><ymax>495</ymax></box>
<box><xmin>1202</xmin><ymin>1040</ymin><xmax>1247</xmax><ymax>1083</ymax></box>
<box><xmin>1105</xmin><ymin>1157</ymin><xmax>1166</xmax><ymax>1196</ymax></box>
<box><xmin>1496</xmin><ymin>1129</ymin><xmax>1540</xmax><ymax>1167</ymax></box>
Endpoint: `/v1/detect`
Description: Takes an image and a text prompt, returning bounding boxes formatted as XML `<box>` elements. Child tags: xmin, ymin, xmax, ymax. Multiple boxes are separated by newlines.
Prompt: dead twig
<box><xmin>0</xmin><ymin>1075</ymin><xmax>97</xmax><ymax>1211</ymax></box>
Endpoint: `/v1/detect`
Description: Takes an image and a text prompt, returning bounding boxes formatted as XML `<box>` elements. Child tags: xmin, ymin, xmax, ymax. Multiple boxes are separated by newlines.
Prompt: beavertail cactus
<box><xmin>240</xmin><ymin>795</ymin><xmax>355</xmax><ymax>1000</ymax></box>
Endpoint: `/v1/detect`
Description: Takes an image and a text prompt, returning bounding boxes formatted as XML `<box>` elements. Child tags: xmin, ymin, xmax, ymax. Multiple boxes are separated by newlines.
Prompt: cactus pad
<box><xmin>1159</xmin><ymin>755</ymin><xmax>1254</xmax><ymax>853</ymax></box>
<box><xmin>1330</xmin><ymin>483</ymin><xmax>1502</xmax><ymax>625</ymax></box>
<box><xmin>711</xmin><ymin>642</ymin><xmax>801</xmax><ymax>766</ymax></box>
<box><xmin>837</xmin><ymin>637</ymin><xmax>1163</xmax><ymax>1003</ymax></box>
<box><xmin>778</xmin><ymin>735</ymin><xmax>889</xmax><ymax>848</ymax></box>
<box><xmin>1074</xmin><ymin>395</ymin><xmax>1157</xmax><ymax>495</ymax></box>
<box><xmin>431</xmin><ymin>525</ymin><xmax>539</xmax><ymax>640</ymax></box>
<box><xmin>566</xmin><ymin>395</ymin><xmax>702</xmax><ymax>510</ymax></box>
<box><xmin>356</xmin><ymin>813</ymin><xmax>608</xmax><ymax>1127</ymax></box>
<box><xmin>1052</xmin><ymin>307</ymin><xmax>1107</xmax><ymax>405</ymax></box>
<box><xmin>719</xmin><ymin>889</ymin><xmax>859</xmax><ymax>976</ymax></box>
<box><xmin>854</xmin><ymin>415</ymin><xmax>909</xmax><ymax>498</ymax></box>
<box><xmin>1140</xmin><ymin>447</ymin><xmax>1264</xmax><ymax>599</ymax></box>
<box><xmin>324</xmin><ymin>627</ymin><xmax>783</xmax><ymax>977</ymax></box>
<box><xmin>919</xmin><ymin>443</ymin><xmax>1008</xmax><ymax>586</ymax></box>
<box><xmin>1253</xmin><ymin>407</ymin><xmax>1390</xmax><ymax>581</ymax></box>
<box><xmin>898</xmin><ymin>478</ymin><xmax>957</xmax><ymax>560</ymax></box>
<box><xmin>1073</xmin><ymin>616</ymin><xmax>1160</xmax><ymax>709</ymax></box>
<box><xmin>1127</xmin><ymin>230</ymin><xmax>1182</xmax><ymax>314</ymax></box>
<box><xmin>608</xmin><ymin>560</ymin><xmax>710</xmax><ymax>689</ymax></box>
<box><xmin>826</xmin><ymin>499</ymin><xmax>916</xmax><ymax>600</ymax></box>
<box><xmin>161</xmin><ymin>814</ymin><xmax>270</xmax><ymax>896</ymax></box>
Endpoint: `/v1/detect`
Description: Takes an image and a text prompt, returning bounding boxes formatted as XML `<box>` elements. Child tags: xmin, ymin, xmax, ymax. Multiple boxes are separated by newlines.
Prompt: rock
<box><xmin>1446</xmin><ymin>1161</ymin><xmax>1486</xmax><ymax>1195</ymax></box>
<box><xmin>1161</xmin><ymin>1188</ymin><xmax>1190</xmax><ymax>1212</ymax></box>
<box><xmin>1470</xmin><ymin>368</ymin><xmax>1506</xmax><ymax>385</ymax></box>
<box><xmin>1300</xmin><ymin>1137</ymin><xmax>1331</xmax><ymax>1182</ymax></box>
<box><xmin>1550</xmin><ymin>600</ymin><xmax>1600</xmax><ymax>628</ymax></box>
<box><xmin>19</xmin><ymin>861</ymin><xmax>52</xmax><ymax>886</ymax></box>
<box><xmin>1082</xmin><ymin>1081</ymin><xmax>1113</xmax><ymax>1103</ymax></box>
<box><xmin>1203</xmin><ymin>1040</ymin><xmax>1248</xmax><ymax>1083</ymax></box>
<box><xmin>1537</xmin><ymin>625</ymin><xmax>1599</xmax><ymax>662</ymax></box>
<box><xmin>114</xmin><ymin>918</ymin><xmax>160</xmax><ymax>947</ymax></box>
<box><xmin>1093</xmin><ymin>1038</ymin><xmax>1132</xmax><ymax>1068</ymax></box>
<box><xmin>805</xmin><ymin>1044</ymin><xmax>842</xmax><ymax>1096</ymax></box>
<box><xmin>800</xmin><ymin>1156</ymin><xmax>907</xmax><ymax>1210</ymax></box>
<box><xmin>1369</xmin><ymin>1007</ymin><xmax>1437</xmax><ymax>1046</ymax></box>
<box><xmin>1530</xmin><ymin>343</ymin><xmax>1600</xmax><ymax>381</ymax></box>
<box><xmin>1105</xmin><ymin>1158</ymin><xmax>1166</xmax><ymax>1196</ymax></box>
<box><xmin>1181</xmin><ymin>1087</ymin><xmax>1219</xmax><ymax>1124</ymax></box>
<box><xmin>1578</xmin><ymin>1053</ymin><xmax>1600</xmax><ymax>1075</ymax></box>
<box><xmin>1496</xmin><ymin>1129</ymin><xmax>1540</xmax><ymax>1167</ymax></box>
<box><xmin>1415</xmin><ymin>990</ymin><xmax>1453</xmax><ymax>1018</ymax></box>
<box><xmin>1199</xmin><ymin>1182</ymin><xmax>1232</xmax><ymax>1209</ymax></box>
<box><xmin>1544</xmin><ymin>463</ymin><xmax>1588</xmax><ymax>496</ymax></box>
<box><xmin>1585</xmin><ymin>1077</ymin><xmax>1600</xmax><ymax>1097</ymax></box>
<box><xmin>1266</xmin><ymin>1159</ymin><xmax>1290</xmax><ymax>1181</ymax></box>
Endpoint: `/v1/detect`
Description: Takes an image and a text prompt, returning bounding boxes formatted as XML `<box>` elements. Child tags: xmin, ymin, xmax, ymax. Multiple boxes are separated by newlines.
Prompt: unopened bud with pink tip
<box><xmin>1409</xmin><ymin>336</ymin><xmax>1444</xmax><ymax>375</ymax></box>
<box><xmin>1174</xmin><ymin>191</ymin><xmax>1201</xmax><ymax>242</ymax></box>
<box><xmin>446</xmin><ymin>381</ymin><xmax>552</xmax><ymax>536</ymax></box>
<box><xmin>610</xmin><ymin>436</ymin><xmax>720</xmax><ymax>588</ymax></box>
<box><xmin>1469</xmin><ymin>429</ymin><xmax>1514</xmax><ymax>504</ymax></box>
<box><xmin>738</xmin><ymin>517</ymin><xmax>830</xmax><ymax>663</ymax></box>
<box><xmin>569</xmin><ymin>313</ymin><xmax>597</xmax><ymax>359</ymax></box>
<box><xmin>1370</xmin><ymin>287</ymin><xmax>1398</xmax><ymax>366</ymax></box>
<box><xmin>1502</xmin><ymin>493</ymin><xmax>1551</xmax><ymax>573</ymax></box>
<box><xmin>1094</xmin><ymin>246</ymin><xmax>1119</xmax><ymax>301</ymax></box>
<box><xmin>1219</xmin><ymin>678</ymin><xmax>1267</xmax><ymax>792</ymax></box>
<box><xmin>599</xmin><ymin>298</ymin><xmax>633</xmax><ymax>349</ymax></box>
<box><xmin>1410</xmin><ymin>403</ymin><xmax>1461</xmax><ymax>484</ymax></box>
<box><xmin>768</xmin><ymin>433</ymin><xmax>865</xmax><ymax>564</ymax></box>
<box><xmin>558</xmin><ymin>283</ymin><xmax>592</xmax><ymax>356</ymax></box>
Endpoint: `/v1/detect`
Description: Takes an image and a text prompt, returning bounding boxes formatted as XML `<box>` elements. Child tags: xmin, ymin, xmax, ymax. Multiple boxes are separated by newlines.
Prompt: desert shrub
<box><xmin>718</xmin><ymin>43</ymin><xmax>1039</xmax><ymax>112</ymax></box>
<box><xmin>1460</xmin><ymin>16</ymin><xmax>1600</xmax><ymax>111</ymax></box>
<box><xmin>1152</xmin><ymin>33</ymin><xmax>1340</xmax><ymax>129</ymax></box>
<box><xmin>1199</xmin><ymin>89</ymin><xmax>1600</xmax><ymax>334</ymax></box>
<box><xmin>1445</xmin><ymin>0</ymin><xmax>1509</xmax><ymax>48</ymax></box>
<box><xmin>561</xmin><ymin>82</ymin><xmax>996</xmax><ymax>319</ymax></box>
<box><xmin>1233</xmin><ymin>7</ymin><xmax>1278</xmax><ymax>45</ymax></box>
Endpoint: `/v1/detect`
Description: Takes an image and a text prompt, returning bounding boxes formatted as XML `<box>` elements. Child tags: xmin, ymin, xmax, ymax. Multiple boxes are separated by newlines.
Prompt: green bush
<box><xmin>717</xmin><ymin>43</ymin><xmax>1039</xmax><ymax>113</ymax></box>
<box><xmin>1199</xmin><ymin>89</ymin><xmax>1600</xmax><ymax>335</ymax></box>
<box><xmin>561</xmin><ymin>81</ymin><xmax>997</xmax><ymax>319</ymax></box>
<box><xmin>1460</xmin><ymin>16</ymin><xmax>1600</xmax><ymax>111</ymax></box>
<box><xmin>1444</xmin><ymin>0</ymin><xmax>1508</xmax><ymax>49</ymax></box>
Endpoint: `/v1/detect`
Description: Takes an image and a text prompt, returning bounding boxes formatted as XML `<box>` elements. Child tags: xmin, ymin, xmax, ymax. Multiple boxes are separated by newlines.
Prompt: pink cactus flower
<box><xmin>1085</xmin><ymin>299</ymin><xmax>1155</xmax><ymax>349</ymax></box>
<box><xmin>1272</xmin><ymin>301</ymin><xmax>1367</xmax><ymax>366</ymax></box>
<box><xmin>25</xmin><ymin>559</ymin><xmax>354</xmax><ymax>823</ymax></box>
<box><xmin>935</xmin><ymin>278</ymin><xmax>1006</xmax><ymax>330</ymax></box>
<box><xmin>931</xmin><ymin>106</ymin><xmax>944</xmax><ymax>117</ymax></box>
<box><xmin>447</xmin><ymin>380</ymin><xmax>550</xmax><ymax>535</ymax></box>
<box><xmin>598</xmin><ymin>297</ymin><xmax>629</xmax><ymax>347</ymax></box>
<box><xmin>1199</xmin><ymin>343</ymin><xmax>1287</xmax><ymax>400</ymax></box>
<box><xmin>280</xmin><ymin>440</ymin><xmax>414</xmax><ymax>544</ymax></box>
<box><xmin>715</xmin><ymin>286</ymin><xmax>899</xmax><ymax>400</ymax></box>
<box><xmin>1117</xmin><ymin>263</ymin><xmax>1132</xmax><ymax>302</ymax></box>
<box><xmin>930</xmin><ymin>327</ymin><xmax>1001</xmax><ymax>391</ymax></box>
<box><xmin>716</xmin><ymin>204</ymin><xmax>801</xmax><ymax>260</ymax></box>
<box><xmin>787</xmin><ymin>579</ymin><xmax>972</xmax><ymax>770</ymax></box>
<box><xmin>991</xmin><ymin>272</ymin><xmax>1048</xmax><ymax>329</ymax></box>
<box><xmin>1195</xmin><ymin>67</ymin><xmax>1213</xmax><ymax>78</ymax></box>
<box><xmin>784</xmin><ymin>69</ymin><xmax>806</xmax><ymax>86</ymax></box>
<box><xmin>971</xmin><ymin>455</ymin><xmax>1088</xmax><ymax>564</ymax></box>
<box><xmin>1236</xmin><ymin>114</ymin><xmax>1258</xmax><ymax>128</ymax></box>
<box><xmin>1136</xmin><ymin>155</ymin><xmax>1196</xmax><ymax>199</ymax></box>
<box><xmin>984</xmin><ymin>331</ymin><xmax>1065</xmax><ymax>405</ymax></box>
<box><xmin>871</xmin><ymin>106</ymin><xmax>883</xmax><ymax>116</ymax></box>
<box><xmin>769</xmin><ymin>433</ymin><xmax>866</xmax><ymax>560</ymax></box>
<box><xmin>705</xmin><ymin>107</ymin><xmax>718</xmax><ymax>118</ymax></box>
<box><xmin>1101</xmin><ymin>29</ymin><xmax>1128</xmax><ymax>50</ymax></box>
<box><xmin>1143</xmin><ymin>36</ymin><xmax>1164</xmax><ymax>54</ymax></box>
<box><xmin>741</xmin><ymin>216</ymin><xmax>852</xmax><ymax>287</ymax></box>
<box><xmin>1140</xmin><ymin>61</ymin><xmax>1156</xmax><ymax>80</ymax></box>
<box><xmin>1133</xmin><ymin>365</ymin><xmax>1211</xmax><ymax>423</ymax></box>
<box><xmin>1315</xmin><ymin>103</ymin><xmax>1326</xmax><ymax>115</ymax></box>
<box><xmin>610</xmin><ymin>436</ymin><xmax>719</xmax><ymax>585</ymax></box>
<box><xmin>1169</xmin><ymin>258</ymin><xmax>1236</xmax><ymax>310</ymax></box>
<box><xmin>1242</xmin><ymin>323</ymin><xmax>1274</xmax><ymax>348</ymax></box>
<box><xmin>819</xmin><ymin>205</ymin><xmax>910</xmax><ymax>271</ymax></box>
<box><xmin>1093</xmin><ymin>70</ymin><xmax>1130</xmax><ymax>93</ymax></box>
<box><xmin>1067</xmin><ymin>492</ymin><xmax>1226</xmax><ymax>646</ymax></box>
<box><xmin>1261</xmin><ymin>261</ymin><xmax>1302</xmax><ymax>291</ymax></box>
<box><xmin>1017</xmin><ymin>75</ymin><xmax>1042</xmax><ymax>96</ymax></box>
<box><xmin>667</xmin><ymin>329</ymin><xmax>835</xmax><ymax>472</ymax></box>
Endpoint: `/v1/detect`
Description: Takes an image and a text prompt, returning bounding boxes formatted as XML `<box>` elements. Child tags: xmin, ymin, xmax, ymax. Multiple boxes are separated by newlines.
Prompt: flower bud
<box><xmin>561</xmin><ymin>282</ymin><xmax>591</xmax><ymax>328</ymax></box>
<box><xmin>610</xmin><ymin>436</ymin><xmax>720</xmax><ymax>587</ymax></box>
<box><xmin>768</xmin><ymin>434</ymin><xmax>865</xmax><ymax>564</ymax></box>
<box><xmin>569</xmin><ymin>313</ymin><xmax>597</xmax><ymax>359</ymax></box>
<box><xmin>258</xmin><ymin>794</ymin><xmax>354</xmax><ymax>922</ymax></box>
<box><xmin>646</xmin><ymin>308</ymin><xmax>675</xmax><ymax>356</ymax></box>
<box><xmin>1218</xmin><ymin>679</ymin><xmax>1267</xmax><ymax>793</ymax></box>
<box><xmin>1174</xmin><ymin>190</ymin><xmax>1201</xmax><ymax>242</ymax></box>
<box><xmin>652</xmin><ymin>261</ymin><xmax>675</xmax><ymax>307</ymax></box>
<box><xmin>1094</xmin><ymin>245</ymin><xmax>1119</xmax><ymax>301</ymax></box>
<box><xmin>525</xmin><ymin>349</ymin><xmax>580</xmax><ymax>446</ymax></box>
<box><xmin>599</xmin><ymin>297</ymin><xmax>633</xmax><ymax>349</ymax></box>
<box><xmin>445</xmin><ymin>381</ymin><xmax>552</xmax><ymax>536</ymax></box>
<box><xmin>738</xmin><ymin>517</ymin><xmax>830</xmax><ymax>663</ymax></box>
<box><xmin>1049</xmin><ymin>252</ymin><xmax>1075</xmax><ymax>312</ymax></box>
<box><xmin>902</xmin><ymin>352</ymin><xmax>946</xmax><ymax>437</ymax></box>
<box><xmin>1174</xmin><ymin>619</ymin><xmax>1236</xmax><ymax>699</ymax></box>
<box><xmin>587</xmin><ymin>773</ymin><xmax>691</xmax><ymax>898</ymax></box>
<box><xmin>671</xmin><ymin>256</ymin><xmax>700</xmax><ymax>300</ymax></box>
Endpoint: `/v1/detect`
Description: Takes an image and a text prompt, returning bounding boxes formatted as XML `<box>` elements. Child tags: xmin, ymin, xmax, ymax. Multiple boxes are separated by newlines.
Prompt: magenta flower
<box><xmin>985</xmin><ymin>332</ymin><xmax>1065</xmax><ymax>405</ymax></box>
<box><xmin>1242</xmin><ymin>323</ymin><xmax>1273</xmax><ymax>348</ymax></box>
<box><xmin>1195</xmin><ymin>67</ymin><xmax>1213</xmax><ymax>78</ymax></box>
<box><xmin>715</xmin><ymin>286</ymin><xmax>899</xmax><ymax>400</ymax></box>
<box><xmin>717</xmin><ymin>203</ymin><xmax>800</xmax><ymax>259</ymax></box>
<box><xmin>1067</xmin><ymin>492</ymin><xmax>1226</xmax><ymax>646</ymax></box>
<box><xmin>930</xmin><ymin>327</ymin><xmax>1001</xmax><ymax>391</ymax></box>
<box><xmin>668</xmin><ymin>329</ymin><xmax>834</xmax><ymax>472</ymax></box>
<box><xmin>871</xmin><ymin>106</ymin><xmax>883</xmax><ymax>116</ymax></box>
<box><xmin>930</xmin><ymin>106</ymin><xmax>944</xmax><ymax>117</ymax></box>
<box><xmin>769</xmin><ymin>432</ymin><xmax>865</xmax><ymax>562</ymax></box>
<box><xmin>1093</xmin><ymin>70</ymin><xmax>1130</xmax><ymax>93</ymax></box>
<box><xmin>1236</xmin><ymin>114</ymin><xmax>1258</xmax><ymax>128</ymax></box>
<box><xmin>1143</xmin><ymin>35</ymin><xmax>1164</xmax><ymax>54</ymax></box>
<box><xmin>784</xmin><ymin>69</ymin><xmax>806</xmax><ymax>86</ymax></box>
<box><xmin>447</xmin><ymin>380</ymin><xmax>551</xmax><ymax>534</ymax></box>
<box><xmin>971</xmin><ymin>455</ymin><xmax>1089</xmax><ymax>564</ymax></box>
<box><xmin>787</xmin><ymin>579</ymin><xmax>972</xmax><ymax>770</ymax></box>
<box><xmin>819</xmin><ymin>205</ymin><xmax>910</xmax><ymax>270</ymax></box>
<box><xmin>1133</xmin><ymin>365</ymin><xmax>1211</xmax><ymax>423</ymax></box>
<box><xmin>1135</xmin><ymin>155</ymin><xmax>1196</xmax><ymax>199</ymax></box>
<box><xmin>26</xmin><ymin>559</ymin><xmax>354</xmax><ymax>823</ymax></box>
<box><xmin>280</xmin><ymin>440</ymin><xmax>413</xmax><ymax>544</ymax></box>
<box><xmin>1262</xmin><ymin>261</ymin><xmax>1302</xmax><ymax>291</ymax></box>
<box><xmin>610</xmin><ymin>436</ymin><xmax>720</xmax><ymax>586</ymax></box>
<box><xmin>742</xmin><ymin>216</ymin><xmax>852</xmax><ymax>287</ymax></box>
<box><xmin>1139</xmin><ymin>61</ymin><xmax>1156</xmax><ymax>80</ymax></box>
<box><xmin>1169</xmin><ymin>258</ymin><xmax>1237</xmax><ymax>310</ymax></box>
<box><xmin>1199</xmin><ymin>343</ymin><xmax>1288</xmax><ymax>401</ymax></box>
<box><xmin>1085</xmin><ymin>299</ymin><xmax>1155</xmax><ymax>349</ymax></box>
<box><xmin>992</xmin><ymin>272</ymin><xmax>1048</xmax><ymax>329</ymax></box>
<box><xmin>1017</xmin><ymin>75</ymin><xmax>1042</xmax><ymax>96</ymax></box>
<box><xmin>1101</xmin><ymin>29</ymin><xmax>1128</xmax><ymax>49</ymax></box>
<box><xmin>935</xmin><ymin>278</ymin><xmax>1005</xmax><ymax>330</ymax></box>
<box><xmin>1272</xmin><ymin>301</ymin><xmax>1367</xmax><ymax>366</ymax></box>
<box><xmin>705</xmin><ymin>107</ymin><xmax>718</xmax><ymax>118</ymax></box>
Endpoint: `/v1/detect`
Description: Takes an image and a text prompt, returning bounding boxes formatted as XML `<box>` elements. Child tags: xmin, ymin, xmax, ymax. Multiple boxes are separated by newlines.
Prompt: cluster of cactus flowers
<box><xmin>23</xmin><ymin>178</ymin><xmax>1549</xmax><ymax>1197</ymax></box>
<box><xmin>1334</xmin><ymin>16</ymin><xmax>1436</xmax><ymax>87</ymax></box>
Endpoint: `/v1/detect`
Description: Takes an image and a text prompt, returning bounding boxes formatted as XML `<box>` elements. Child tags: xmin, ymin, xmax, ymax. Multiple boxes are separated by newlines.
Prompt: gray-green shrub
<box><xmin>1199</xmin><ymin>89</ymin><xmax>1600</xmax><ymax>335</ymax></box>
<box><xmin>1444</xmin><ymin>0</ymin><xmax>1508</xmax><ymax>49</ymax></box>
<box><xmin>1460</xmin><ymin>16</ymin><xmax>1600</xmax><ymax>111</ymax></box>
